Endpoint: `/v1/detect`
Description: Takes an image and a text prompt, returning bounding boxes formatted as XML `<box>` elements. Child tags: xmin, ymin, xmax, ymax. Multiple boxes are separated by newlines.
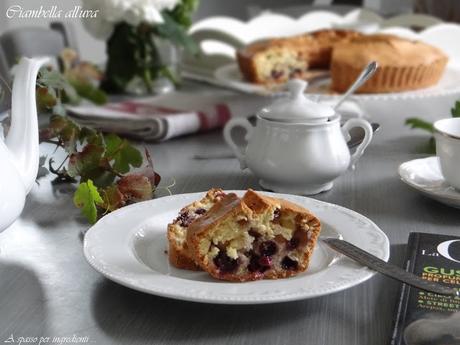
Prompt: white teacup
<box><xmin>434</xmin><ymin>118</ymin><xmax>460</xmax><ymax>190</ymax></box>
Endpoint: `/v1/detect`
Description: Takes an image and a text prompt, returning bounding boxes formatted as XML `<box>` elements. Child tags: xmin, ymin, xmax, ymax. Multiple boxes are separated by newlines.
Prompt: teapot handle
<box><xmin>223</xmin><ymin>117</ymin><xmax>253</xmax><ymax>169</ymax></box>
<box><xmin>342</xmin><ymin>118</ymin><xmax>373</xmax><ymax>168</ymax></box>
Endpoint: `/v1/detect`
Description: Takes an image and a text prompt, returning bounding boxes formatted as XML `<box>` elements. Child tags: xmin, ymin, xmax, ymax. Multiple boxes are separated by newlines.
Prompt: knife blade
<box><xmin>322</xmin><ymin>238</ymin><xmax>459</xmax><ymax>297</ymax></box>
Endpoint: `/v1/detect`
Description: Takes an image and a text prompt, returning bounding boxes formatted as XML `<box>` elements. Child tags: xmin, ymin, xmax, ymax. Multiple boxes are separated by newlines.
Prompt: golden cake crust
<box><xmin>187</xmin><ymin>190</ymin><xmax>321</xmax><ymax>282</ymax></box>
<box><xmin>242</xmin><ymin>190</ymin><xmax>321</xmax><ymax>280</ymax></box>
<box><xmin>308</xmin><ymin>29</ymin><xmax>363</xmax><ymax>68</ymax></box>
<box><xmin>330</xmin><ymin>34</ymin><xmax>448</xmax><ymax>93</ymax></box>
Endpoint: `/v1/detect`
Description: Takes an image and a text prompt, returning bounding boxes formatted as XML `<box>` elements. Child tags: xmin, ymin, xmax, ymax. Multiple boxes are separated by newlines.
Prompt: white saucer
<box><xmin>399</xmin><ymin>156</ymin><xmax>460</xmax><ymax>209</ymax></box>
<box><xmin>84</xmin><ymin>190</ymin><xmax>389</xmax><ymax>304</ymax></box>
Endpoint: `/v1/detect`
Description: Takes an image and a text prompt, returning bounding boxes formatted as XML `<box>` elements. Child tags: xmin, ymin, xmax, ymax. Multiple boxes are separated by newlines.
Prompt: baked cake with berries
<box><xmin>236</xmin><ymin>29</ymin><xmax>361</xmax><ymax>85</ymax></box>
<box><xmin>187</xmin><ymin>190</ymin><xmax>321</xmax><ymax>281</ymax></box>
<box><xmin>237</xmin><ymin>34</ymin><xmax>315</xmax><ymax>85</ymax></box>
<box><xmin>167</xmin><ymin>188</ymin><xmax>226</xmax><ymax>270</ymax></box>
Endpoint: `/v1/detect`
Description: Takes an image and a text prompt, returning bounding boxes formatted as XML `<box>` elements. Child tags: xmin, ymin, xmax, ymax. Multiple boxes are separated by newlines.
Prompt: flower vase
<box><xmin>101</xmin><ymin>23</ymin><xmax>180</xmax><ymax>95</ymax></box>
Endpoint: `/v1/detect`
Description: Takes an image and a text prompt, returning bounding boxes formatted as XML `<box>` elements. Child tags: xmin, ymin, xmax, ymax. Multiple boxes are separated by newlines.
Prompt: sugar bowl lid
<box><xmin>258</xmin><ymin>79</ymin><xmax>335</xmax><ymax>123</ymax></box>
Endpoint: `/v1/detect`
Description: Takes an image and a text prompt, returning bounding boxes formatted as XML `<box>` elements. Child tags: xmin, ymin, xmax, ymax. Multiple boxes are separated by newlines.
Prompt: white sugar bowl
<box><xmin>223</xmin><ymin>80</ymin><xmax>373</xmax><ymax>195</ymax></box>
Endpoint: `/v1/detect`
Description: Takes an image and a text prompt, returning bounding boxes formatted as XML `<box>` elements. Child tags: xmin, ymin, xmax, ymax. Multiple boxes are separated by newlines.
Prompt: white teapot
<box><xmin>224</xmin><ymin>80</ymin><xmax>373</xmax><ymax>195</ymax></box>
<box><xmin>0</xmin><ymin>57</ymin><xmax>48</xmax><ymax>232</ymax></box>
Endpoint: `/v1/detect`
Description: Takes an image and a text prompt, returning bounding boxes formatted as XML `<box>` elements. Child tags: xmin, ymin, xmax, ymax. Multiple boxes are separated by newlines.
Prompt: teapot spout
<box><xmin>5</xmin><ymin>57</ymin><xmax>48</xmax><ymax>193</ymax></box>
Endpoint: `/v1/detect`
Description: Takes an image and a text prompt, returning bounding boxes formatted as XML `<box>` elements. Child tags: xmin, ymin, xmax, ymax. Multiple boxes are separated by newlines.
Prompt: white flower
<box><xmin>81</xmin><ymin>0</ymin><xmax>181</xmax><ymax>40</ymax></box>
<box><xmin>81</xmin><ymin>14</ymin><xmax>115</xmax><ymax>40</ymax></box>
<box><xmin>150</xmin><ymin>0</ymin><xmax>181</xmax><ymax>10</ymax></box>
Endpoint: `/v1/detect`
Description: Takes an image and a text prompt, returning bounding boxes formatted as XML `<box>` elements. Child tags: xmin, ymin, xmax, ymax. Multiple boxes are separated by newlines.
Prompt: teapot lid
<box><xmin>258</xmin><ymin>79</ymin><xmax>335</xmax><ymax>123</ymax></box>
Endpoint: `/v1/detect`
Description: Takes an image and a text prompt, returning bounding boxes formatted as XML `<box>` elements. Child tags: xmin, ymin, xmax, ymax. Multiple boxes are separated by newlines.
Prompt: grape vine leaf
<box><xmin>37</xmin><ymin>67</ymin><xmax>80</xmax><ymax>105</ymax></box>
<box><xmin>68</xmin><ymin>144</ymin><xmax>104</xmax><ymax>177</ymax></box>
<box><xmin>451</xmin><ymin>101</ymin><xmax>460</xmax><ymax>118</ymax></box>
<box><xmin>405</xmin><ymin>118</ymin><xmax>434</xmax><ymax>133</ymax></box>
<box><xmin>102</xmin><ymin>185</ymin><xmax>125</xmax><ymax>212</ymax></box>
<box><xmin>143</xmin><ymin>148</ymin><xmax>161</xmax><ymax>187</ymax></box>
<box><xmin>69</xmin><ymin>78</ymin><xmax>107</xmax><ymax>105</ymax></box>
<box><xmin>73</xmin><ymin>180</ymin><xmax>103</xmax><ymax>224</ymax></box>
<box><xmin>45</xmin><ymin>115</ymin><xmax>81</xmax><ymax>152</ymax></box>
<box><xmin>66</xmin><ymin>143</ymin><xmax>118</xmax><ymax>189</ymax></box>
<box><xmin>104</xmin><ymin>133</ymin><xmax>143</xmax><ymax>173</ymax></box>
<box><xmin>117</xmin><ymin>174</ymin><xmax>153</xmax><ymax>202</ymax></box>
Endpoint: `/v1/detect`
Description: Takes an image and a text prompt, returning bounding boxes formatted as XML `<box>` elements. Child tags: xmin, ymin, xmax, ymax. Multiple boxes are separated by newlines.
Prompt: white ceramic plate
<box><xmin>214</xmin><ymin>63</ymin><xmax>460</xmax><ymax>100</ymax></box>
<box><xmin>399</xmin><ymin>156</ymin><xmax>460</xmax><ymax>209</ymax></box>
<box><xmin>83</xmin><ymin>191</ymin><xmax>389</xmax><ymax>304</ymax></box>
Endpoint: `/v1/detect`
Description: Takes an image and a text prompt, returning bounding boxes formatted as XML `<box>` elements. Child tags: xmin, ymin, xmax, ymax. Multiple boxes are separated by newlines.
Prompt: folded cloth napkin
<box><xmin>67</xmin><ymin>91</ymin><xmax>269</xmax><ymax>141</ymax></box>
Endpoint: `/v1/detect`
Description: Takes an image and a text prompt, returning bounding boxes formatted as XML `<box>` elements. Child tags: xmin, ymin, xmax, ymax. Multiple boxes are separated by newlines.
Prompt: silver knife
<box><xmin>323</xmin><ymin>238</ymin><xmax>459</xmax><ymax>297</ymax></box>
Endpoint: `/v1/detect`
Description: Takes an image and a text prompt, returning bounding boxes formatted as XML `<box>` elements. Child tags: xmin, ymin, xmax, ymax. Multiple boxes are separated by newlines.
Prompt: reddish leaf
<box><xmin>67</xmin><ymin>144</ymin><xmax>104</xmax><ymax>178</ymax></box>
<box><xmin>117</xmin><ymin>174</ymin><xmax>153</xmax><ymax>202</ymax></box>
<box><xmin>102</xmin><ymin>185</ymin><xmax>125</xmax><ymax>211</ymax></box>
<box><xmin>142</xmin><ymin>148</ymin><xmax>161</xmax><ymax>187</ymax></box>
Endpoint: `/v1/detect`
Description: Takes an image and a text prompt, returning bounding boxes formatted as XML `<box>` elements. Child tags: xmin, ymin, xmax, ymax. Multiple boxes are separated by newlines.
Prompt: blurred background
<box><xmin>0</xmin><ymin>0</ymin><xmax>458</xmax><ymax>67</ymax></box>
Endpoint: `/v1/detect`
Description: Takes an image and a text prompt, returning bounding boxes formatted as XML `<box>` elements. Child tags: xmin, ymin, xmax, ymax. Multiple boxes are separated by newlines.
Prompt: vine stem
<box><xmin>55</xmin><ymin>155</ymin><xmax>69</xmax><ymax>172</ymax></box>
<box><xmin>106</xmin><ymin>165</ymin><xmax>123</xmax><ymax>178</ymax></box>
<box><xmin>41</xmin><ymin>139</ymin><xmax>63</xmax><ymax>146</ymax></box>
<box><xmin>142</xmin><ymin>68</ymin><xmax>154</xmax><ymax>93</ymax></box>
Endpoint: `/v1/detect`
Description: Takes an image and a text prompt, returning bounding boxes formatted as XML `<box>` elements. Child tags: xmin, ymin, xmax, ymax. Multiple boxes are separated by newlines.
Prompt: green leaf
<box><xmin>405</xmin><ymin>118</ymin><xmax>434</xmax><ymax>133</ymax></box>
<box><xmin>67</xmin><ymin>143</ymin><xmax>117</xmax><ymax>188</ymax></box>
<box><xmin>73</xmin><ymin>180</ymin><xmax>103</xmax><ymax>224</ymax></box>
<box><xmin>67</xmin><ymin>144</ymin><xmax>105</xmax><ymax>179</ymax></box>
<box><xmin>159</xmin><ymin>66</ymin><xmax>180</xmax><ymax>86</ymax></box>
<box><xmin>104</xmin><ymin>133</ymin><xmax>143</xmax><ymax>173</ymax></box>
<box><xmin>36</xmin><ymin>87</ymin><xmax>57</xmax><ymax>111</ymax></box>
<box><xmin>47</xmin><ymin>115</ymin><xmax>81</xmax><ymax>152</ymax></box>
<box><xmin>156</xmin><ymin>12</ymin><xmax>198</xmax><ymax>55</ymax></box>
<box><xmin>451</xmin><ymin>101</ymin><xmax>460</xmax><ymax>118</ymax></box>
<box><xmin>79</xmin><ymin>126</ymin><xmax>101</xmax><ymax>145</ymax></box>
<box><xmin>69</xmin><ymin>78</ymin><xmax>107</xmax><ymax>105</ymax></box>
<box><xmin>37</xmin><ymin>67</ymin><xmax>69</xmax><ymax>90</ymax></box>
<box><xmin>165</xmin><ymin>0</ymin><xmax>199</xmax><ymax>29</ymax></box>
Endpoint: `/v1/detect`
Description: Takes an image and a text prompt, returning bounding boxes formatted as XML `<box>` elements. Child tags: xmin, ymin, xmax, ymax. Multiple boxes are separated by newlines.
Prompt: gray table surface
<box><xmin>1</xmin><ymin>92</ymin><xmax>460</xmax><ymax>345</ymax></box>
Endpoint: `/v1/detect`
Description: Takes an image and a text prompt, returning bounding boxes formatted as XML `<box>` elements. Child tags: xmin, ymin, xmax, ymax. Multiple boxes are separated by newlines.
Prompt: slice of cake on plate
<box><xmin>167</xmin><ymin>188</ymin><xmax>226</xmax><ymax>270</ymax></box>
<box><xmin>187</xmin><ymin>190</ymin><xmax>321</xmax><ymax>281</ymax></box>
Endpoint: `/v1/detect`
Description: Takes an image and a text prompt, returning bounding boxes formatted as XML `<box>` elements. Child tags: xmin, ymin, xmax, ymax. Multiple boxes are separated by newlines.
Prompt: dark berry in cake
<box><xmin>286</xmin><ymin>237</ymin><xmax>300</xmax><ymax>251</ymax></box>
<box><xmin>271</xmin><ymin>70</ymin><xmax>284</xmax><ymax>79</ymax></box>
<box><xmin>259</xmin><ymin>241</ymin><xmax>278</xmax><ymax>257</ymax></box>
<box><xmin>195</xmin><ymin>208</ymin><xmax>206</xmax><ymax>215</ymax></box>
<box><xmin>247</xmin><ymin>254</ymin><xmax>261</xmax><ymax>272</ymax></box>
<box><xmin>281</xmin><ymin>256</ymin><xmax>299</xmax><ymax>270</ymax></box>
<box><xmin>248</xmin><ymin>228</ymin><xmax>261</xmax><ymax>239</ymax></box>
<box><xmin>176</xmin><ymin>211</ymin><xmax>193</xmax><ymax>227</ymax></box>
<box><xmin>272</xmin><ymin>208</ymin><xmax>281</xmax><ymax>223</ymax></box>
<box><xmin>258</xmin><ymin>255</ymin><xmax>272</xmax><ymax>267</ymax></box>
<box><xmin>213</xmin><ymin>251</ymin><xmax>239</xmax><ymax>273</ymax></box>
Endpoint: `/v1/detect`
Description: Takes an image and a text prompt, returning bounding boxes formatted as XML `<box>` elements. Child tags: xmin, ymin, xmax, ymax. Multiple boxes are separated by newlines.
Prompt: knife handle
<box><xmin>323</xmin><ymin>238</ymin><xmax>459</xmax><ymax>297</ymax></box>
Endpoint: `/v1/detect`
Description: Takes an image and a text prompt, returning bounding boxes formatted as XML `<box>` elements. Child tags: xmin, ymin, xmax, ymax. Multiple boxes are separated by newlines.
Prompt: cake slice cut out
<box><xmin>187</xmin><ymin>190</ymin><xmax>321</xmax><ymax>281</ymax></box>
<box><xmin>167</xmin><ymin>188</ymin><xmax>226</xmax><ymax>270</ymax></box>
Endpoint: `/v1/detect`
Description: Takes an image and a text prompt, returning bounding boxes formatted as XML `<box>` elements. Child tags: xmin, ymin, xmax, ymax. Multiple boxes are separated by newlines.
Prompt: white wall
<box><xmin>0</xmin><ymin>0</ymin><xmax>105</xmax><ymax>63</ymax></box>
